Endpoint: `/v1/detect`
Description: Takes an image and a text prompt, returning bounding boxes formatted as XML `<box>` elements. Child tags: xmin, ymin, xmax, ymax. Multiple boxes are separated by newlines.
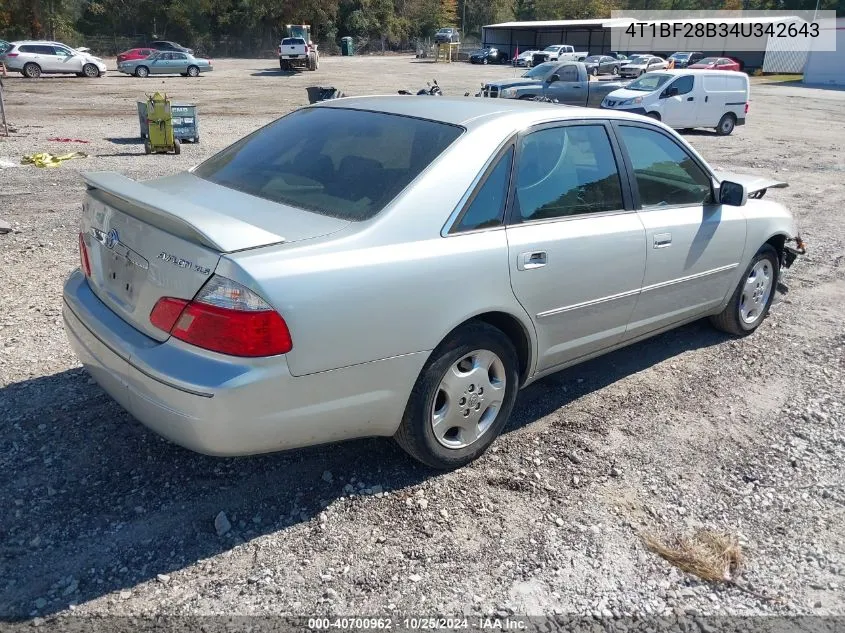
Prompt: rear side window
<box><xmin>515</xmin><ymin>125</ymin><xmax>624</xmax><ymax>221</ymax></box>
<box><xmin>195</xmin><ymin>108</ymin><xmax>463</xmax><ymax>221</ymax></box>
<box><xmin>172</xmin><ymin>52</ymin><xmax>187</xmax><ymax>60</ymax></box>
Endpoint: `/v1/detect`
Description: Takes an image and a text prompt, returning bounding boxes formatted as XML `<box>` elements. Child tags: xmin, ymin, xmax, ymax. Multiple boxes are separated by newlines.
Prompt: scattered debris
<box><xmin>214</xmin><ymin>511</ymin><xmax>232</xmax><ymax>536</ymax></box>
<box><xmin>21</xmin><ymin>152</ymin><xmax>88</xmax><ymax>168</ymax></box>
<box><xmin>641</xmin><ymin>529</ymin><xmax>743</xmax><ymax>583</ymax></box>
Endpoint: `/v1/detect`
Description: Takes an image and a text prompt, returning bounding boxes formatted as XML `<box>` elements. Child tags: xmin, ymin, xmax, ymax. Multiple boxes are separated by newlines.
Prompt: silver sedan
<box><xmin>63</xmin><ymin>97</ymin><xmax>805</xmax><ymax>469</ymax></box>
<box><xmin>116</xmin><ymin>50</ymin><xmax>212</xmax><ymax>77</ymax></box>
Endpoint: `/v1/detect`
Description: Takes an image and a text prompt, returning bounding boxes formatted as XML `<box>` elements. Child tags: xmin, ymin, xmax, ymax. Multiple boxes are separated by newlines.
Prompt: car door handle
<box><xmin>687</xmin><ymin>96</ymin><xmax>694</xmax><ymax>101</ymax></box>
<box><xmin>705</xmin><ymin>96</ymin><xmax>709</xmax><ymax>102</ymax></box>
<box><xmin>653</xmin><ymin>233</ymin><xmax>672</xmax><ymax>248</ymax></box>
<box><xmin>518</xmin><ymin>251</ymin><xmax>547</xmax><ymax>270</ymax></box>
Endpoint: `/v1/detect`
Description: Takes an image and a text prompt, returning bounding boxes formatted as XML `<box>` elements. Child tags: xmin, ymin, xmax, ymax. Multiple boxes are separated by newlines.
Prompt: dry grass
<box><xmin>641</xmin><ymin>529</ymin><xmax>744</xmax><ymax>583</ymax></box>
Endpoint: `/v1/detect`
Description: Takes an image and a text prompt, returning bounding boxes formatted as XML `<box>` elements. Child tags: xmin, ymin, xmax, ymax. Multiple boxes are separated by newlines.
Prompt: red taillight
<box><xmin>745</xmin><ymin>102</ymin><xmax>749</xmax><ymax>114</ymax></box>
<box><xmin>149</xmin><ymin>297</ymin><xmax>189</xmax><ymax>332</ymax></box>
<box><xmin>78</xmin><ymin>232</ymin><xmax>91</xmax><ymax>277</ymax></box>
<box><xmin>149</xmin><ymin>276</ymin><xmax>292</xmax><ymax>357</ymax></box>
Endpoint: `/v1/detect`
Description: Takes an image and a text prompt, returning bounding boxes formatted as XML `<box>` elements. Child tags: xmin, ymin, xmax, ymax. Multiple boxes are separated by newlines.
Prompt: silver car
<box><xmin>1</xmin><ymin>40</ymin><xmax>107</xmax><ymax>78</ymax></box>
<box><xmin>63</xmin><ymin>97</ymin><xmax>805</xmax><ymax>469</ymax></box>
<box><xmin>117</xmin><ymin>50</ymin><xmax>213</xmax><ymax>77</ymax></box>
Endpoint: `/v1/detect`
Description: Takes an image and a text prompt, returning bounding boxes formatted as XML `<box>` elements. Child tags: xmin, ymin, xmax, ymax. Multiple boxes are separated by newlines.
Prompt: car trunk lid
<box><xmin>80</xmin><ymin>171</ymin><xmax>348</xmax><ymax>340</ymax></box>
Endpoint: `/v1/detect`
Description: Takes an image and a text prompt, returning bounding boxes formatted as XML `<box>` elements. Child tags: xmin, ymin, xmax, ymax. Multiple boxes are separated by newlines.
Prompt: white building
<box><xmin>803</xmin><ymin>17</ymin><xmax>845</xmax><ymax>86</ymax></box>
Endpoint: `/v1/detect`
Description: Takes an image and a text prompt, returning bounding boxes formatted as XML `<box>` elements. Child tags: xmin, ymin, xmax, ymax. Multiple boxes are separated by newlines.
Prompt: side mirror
<box><xmin>719</xmin><ymin>180</ymin><xmax>747</xmax><ymax>206</ymax></box>
<box><xmin>547</xmin><ymin>74</ymin><xmax>560</xmax><ymax>83</ymax></box>
<box><xmin>662</xmin><ymin>86</ymin><xmax>679</xmax><ymax>98</ymax></box>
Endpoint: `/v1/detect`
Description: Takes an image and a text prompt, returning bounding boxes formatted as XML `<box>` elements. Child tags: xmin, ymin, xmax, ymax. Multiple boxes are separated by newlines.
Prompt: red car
<box><xmin>116</xmin><ymin>48</ymin><xmax>155</xmax><ymax>63</ymax></box>
<box><xmin>689</xmin><ymin>56</ymin><xmax>742</xmax><ymax>72</ymax></box>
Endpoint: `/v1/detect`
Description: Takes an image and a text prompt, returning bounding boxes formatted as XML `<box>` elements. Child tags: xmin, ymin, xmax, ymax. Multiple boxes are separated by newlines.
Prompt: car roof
<box><xmin>659</xmin><ymin>68</ymin><xmax>744</xmax><ymax>76</ymax></box>
<box><xmin>313</xmin><ymin>96</ymin><xmax>654</xmax><ymax>129</ymax></box>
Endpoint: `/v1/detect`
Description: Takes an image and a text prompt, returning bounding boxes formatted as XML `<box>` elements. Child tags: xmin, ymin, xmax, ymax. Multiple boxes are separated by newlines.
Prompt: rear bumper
<box><xmin>62</xmin><ymin>270</ymin><xmax>427</xmax><ymax>456</ymax></box>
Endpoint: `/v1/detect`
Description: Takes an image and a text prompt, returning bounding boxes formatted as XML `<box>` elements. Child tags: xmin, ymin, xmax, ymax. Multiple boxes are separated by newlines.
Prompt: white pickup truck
<box><xmin>279</xmin><ymin>37</ymin><xmax>319</xmax><ymax>71</ymax></box>
<box><xmin>538</xmin><ymin>44</ymin><xmax>589</xmax><ymax>62</ymax></box>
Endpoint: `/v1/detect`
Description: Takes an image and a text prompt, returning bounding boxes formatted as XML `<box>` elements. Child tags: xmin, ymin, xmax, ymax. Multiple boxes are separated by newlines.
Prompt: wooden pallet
<box><xmin>435</xmin><ymin>43</ymin><xmax>458</xmax><ymax>63</ymax></box>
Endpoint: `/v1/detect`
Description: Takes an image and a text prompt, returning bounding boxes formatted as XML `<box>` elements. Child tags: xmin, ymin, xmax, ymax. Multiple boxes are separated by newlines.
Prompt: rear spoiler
<box><xmin>713</xmin><ymin>170</ymin><xmax>788</xmax><ymax>199</ymax></box>
<box><xmin>82</xmin><ymin>171</ymin><xmax>285</xmax><ymax>253</ymax></box>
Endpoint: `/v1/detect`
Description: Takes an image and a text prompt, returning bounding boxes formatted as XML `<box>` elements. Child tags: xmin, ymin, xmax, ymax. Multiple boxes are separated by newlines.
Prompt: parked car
<box><xmin>0</xmin><ymin>40</ymin><xmax>107</xmax><ymax>78</ymax></box>
<box><xmin>149</xmin><ymin>40</ymin><xmax>194</xmax><ymax>55</ymax></box>
<box><xmin>64</xmin><ymin>97</ymin><xmax>805</xmax><ymax>469</ymax></box>
<box><xmin>583</xmin><ymin>55</ymin><xmax>623</xmax><ymax>76</ymax></box>
<box><xmin>511</xmin><ymin>49</ymin><xmax>540</xmax><ymax>67</ymax></box>
<box><xmin>279</xmin><ymin>36</ymin><xmax>319</xmax><ymax>71</ymax></box>
<box><xmin>536</xmin><ymin>44</ymin><xmax>589</xmax><ymax>62</ymax></box>
<box><xmin>668</xmin><ymin>51</ymin><xmax>705</xmax><ymax>68</ymax></box>
<box><xmin>116</xmin><ymin>50</ymin><xmax>212</xmax><ymax>77</ymax></box>
<box><xmin>480</xmin><ymin>61</ymin><xmax>627</xmax><ymax>107</ymax></box>
<box><xmin>601</xmin><ymin>69</ymin><xmax>749</xmax><ymax>135</ymax></box>
<box><xmin>469</xmin><ymin>47</ymin><xmax>509</xmax><ymax>65</ymax></box>
<box><xmin>619</xmin><ymin>55</ymin><xmax>668</xmax><ymax>78</ymax></box>
<box><xmin>689</xmin><ymin>56</ymin><xmax>742</xmax><ymax>72</ymax></box>
<box><xmin>117</xmin><ymin>47</ymin><xmax>155</xmax><ymax>64</ymax></box>
<box><xmin>0</xmin><ymin>40</ymin><xmax>11</xmax><ymax>55</ymax></box>
<box><xmin>434</xmin><ymin>27</ymin><xmax>460</xmax><ymax>44</ymax></box>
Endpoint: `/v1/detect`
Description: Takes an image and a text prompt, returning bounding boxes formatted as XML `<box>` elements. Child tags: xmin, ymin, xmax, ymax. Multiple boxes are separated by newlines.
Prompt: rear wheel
<box><xmin>23</xmin><ymin>63</ymin><xmax>41</xmax><ymax>78</ymax></box>
<box><xmin>394</xmin><ymin>322</ymin><xmax>519</xmax><ymax>470</ymax></box>
<box><xmin>173</xmin><ymin>138</ymin><xmax>181</xmax><ymax>155</ymax></box>
<box><xmin>717</xmin><ymin>113</ymin><xmax>736</xmax><ymax>136</ymax></box>
<box><xmin>135</xmin><ymin>65</ymin><xmax>149</xmax><ymax>78</ymax></box>
<box><xmin>82</xmin><ymin>63</ymin><xmax>100</xmax><ymax>78</ymax></box>
<box><xmin>710</xmin><ymin>245</ymin><xmax>779</xmax><ymax>336</ymax></box>
<box><xmin>187</xmin><ymin>65</ymin><xmax>200</xmax><ymax>77</ymax></box>
<box><xmin>144</xmin><ymin>140</ymin><xmax>152</xmax><ymax>154</ymax></box>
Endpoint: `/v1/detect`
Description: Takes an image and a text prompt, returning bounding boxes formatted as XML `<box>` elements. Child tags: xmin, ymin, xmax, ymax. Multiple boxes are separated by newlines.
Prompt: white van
<box><xmin>600</xmin><ymin>69</ymin><xmax>749</xmax><ymax>135</ymax></box>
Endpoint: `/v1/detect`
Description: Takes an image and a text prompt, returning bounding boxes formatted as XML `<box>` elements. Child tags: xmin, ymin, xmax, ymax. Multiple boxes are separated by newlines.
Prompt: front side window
<box><xmin>195</xmin><ymin>108</ymin><xmax>463</xmax><ymax>221</ymax></box>
<box><xmin>454</xmin><ymin>147</ymin><xmax>514</xmax><ymax>233</ymax></box>
<box><xmin>515</xmin><ymin>125</ymin><xmax>624</xmax><ymax>221</ymax></box>
<box><xmin>618</xmin><ymin>125</ymin><xmax>712</xmax><ymax>208</ymax></box>
<box><xmin>558</xmin><ymin>65</ymin><xmax>578</xmax><ymax>81</ymax></box>
<box><xmin>669</xmin><ymin>75</ymin><xmax>694</xmax><ymax>95</ymax></box>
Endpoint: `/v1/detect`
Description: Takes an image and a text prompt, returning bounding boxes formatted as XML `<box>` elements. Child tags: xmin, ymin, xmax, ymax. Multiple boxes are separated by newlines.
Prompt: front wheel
<box><xmin>173</xmin><ymin>138</ymin><xmax>181</xmax><ymax>155</ymax></box>
<box><xmin>591</xmin><ymin>67</ymin><xmax>598</xmax><ymax>76</ymax></box>
<box><xmin>394</xmin><ymin>322</ymin><xmax>519</xmax><ymax>470</ymax></box>
<box><xmin>82</xmin><ymin>63</ymin><xmax>100</xmax><ymax>78</ymax></box>
<box><xmin>613</xmin><ymin>65</ymin><xmax>620</xmax><ymax>75</ymax></box>
<box><xmin>710</xmin><ymin>245</ymin><xmax>779</xmax><ymax>336</ymax></box>
<box><xmin>187</xmin><ymin>65</ymin><xmax>200</xmax><ymax>77</ymax></box>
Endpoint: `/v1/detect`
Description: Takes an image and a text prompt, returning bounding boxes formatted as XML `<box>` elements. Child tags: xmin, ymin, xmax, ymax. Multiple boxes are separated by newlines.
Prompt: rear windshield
<box><xmin>697</xmin><ymin>57</ymin><xmax>718</xmax><ymax>64</ymax></box>
<box><xmin>194</xmin><ymin>107</ymin><xmax>463</xmax><ymax>221</ymax></box>
<box><xmin>282</xmin><ymin>38</ymin><xmax>306</xmax><ymax>45</ymax></box>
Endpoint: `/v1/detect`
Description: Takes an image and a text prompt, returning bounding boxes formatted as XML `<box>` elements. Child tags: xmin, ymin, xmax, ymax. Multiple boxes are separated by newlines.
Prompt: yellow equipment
<box><xmin>143</xmin><ymin>92</ymin><xmax>181</xmax><ymax>155</ymax></box>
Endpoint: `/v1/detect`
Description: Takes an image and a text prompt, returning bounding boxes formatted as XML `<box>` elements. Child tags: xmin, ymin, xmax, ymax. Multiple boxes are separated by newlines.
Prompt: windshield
<box><xmin>670</xmin><ymin>53</ymin><xmax>690</xmax><ymax>59</ymax></box>
<box><xmin>195</xmin><ymin>108</ymin><xmax>463</xmax><ymax>222</ymax></box>
<box><xmin>626</xmin><ymin>73</ymin><xmax>672</xmax><ymax>91</ymax></box>
<box><xmin>585</xmin><ymin>56</ymin><xmax>602</xmax><ymax>63</ymax></box>
<box><xmin>523</xmin><ymin>62</ymin><xmax>556</xmax><ymax>78</ymax></box>
<box><xmin>627</xmin><ymin>56</ymin><xmax>648</xmax><ymax>64</ymax></box>
<box><xmin>696</xmin><ymin>57</ymin><xmax>718</xmax><ymax>65</ymax></box>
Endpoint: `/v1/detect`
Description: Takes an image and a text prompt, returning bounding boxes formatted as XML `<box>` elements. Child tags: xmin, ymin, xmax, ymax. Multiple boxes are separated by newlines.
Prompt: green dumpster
<box><xmin>341</xmin><ymin>37</ymin><xmax>354</xmax><ymax>56</ymax></box>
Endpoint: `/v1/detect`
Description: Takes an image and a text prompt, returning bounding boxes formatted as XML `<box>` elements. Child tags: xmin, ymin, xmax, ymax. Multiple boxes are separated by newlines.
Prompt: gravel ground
<box><xmin>0</xmin><ymin>57</ymin><xmax>843</xmax><ymax>624</ymax></box>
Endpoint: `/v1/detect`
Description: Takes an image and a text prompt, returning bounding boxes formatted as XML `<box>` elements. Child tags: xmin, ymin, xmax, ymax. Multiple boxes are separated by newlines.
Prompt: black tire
<box><xmin>173</xmin><ymin>139</ymin><xmax>181</xmax><ymax>155</ymax></box>
<box><xmin>710</xmin><ymin>244</ymin><xmax>779</xmax><ymax>336</ymax></box>
<box><xmin>187</xmin><ymin>65</ymin><xmax>200</xmax><ymax>77</ymax></box>
<box><xmin>482</xmin><ymin>58</ymin><xmax>488</xmax><ymax>65</ymax></box>
<box><xmin>144</xmin><ymin>140</ymin><xmax>152</xmax><ymax>154</ymax></box>
<box><xmin>23</xmin><ymin>63</ymin><xmax>41</xmax><ymax>79</ymax></box>
<box><xmin>82</xmin><ymin>63</ymin><xmax>100</xmax><ymax>78</ymax></box>
<box><xmin>717</xmin><ymin>113</ymin><xmax>736</xmax><ymax>136</ymax></box>
<box><xmin>591</xmin><ymin>67</ymin><xmax>598</xmax><ymax>76</ymax></box>
<box><xmin>613</xmin><ymin>65</ymin><xmax>620</xmax><ymax>75</ymax></box>
<box><xmin>394</xmin><ymin>322</ymin><xmax>520</xmax><ymax>470</ymax></box>
<box><xmin>135</xmin><ymin>66</ymin><xmax>149</xmax><ymax>78</ymax></box>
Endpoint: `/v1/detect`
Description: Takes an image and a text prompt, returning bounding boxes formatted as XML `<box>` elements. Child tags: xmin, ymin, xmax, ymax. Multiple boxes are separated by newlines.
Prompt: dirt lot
<box><xmin>0</xmin><ymin>57</ymin><xmax>843</xmax><ymax>624</ymax></box>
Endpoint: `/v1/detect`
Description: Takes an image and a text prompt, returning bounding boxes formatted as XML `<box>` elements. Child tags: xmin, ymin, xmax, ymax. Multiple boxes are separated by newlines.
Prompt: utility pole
<box><xmin>462</xmin><ymin>0</ymin><xmax>466</xmax><ymax>39</ymax></box>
